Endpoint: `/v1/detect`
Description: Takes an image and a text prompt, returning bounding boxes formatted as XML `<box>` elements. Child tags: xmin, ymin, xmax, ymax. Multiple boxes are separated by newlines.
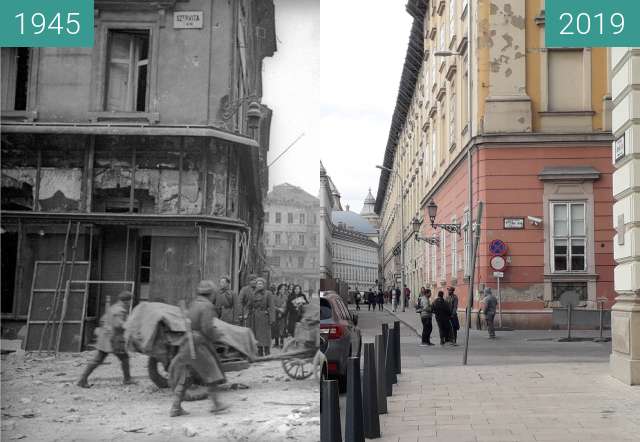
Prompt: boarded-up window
<box><xmin>106</xmin><ymin>30</ymin><xmax>149</xmax><ymax>112</ymax></box>
<box><xmin>548</xmin><ymin>49</ymin><xmax>584</xmax><ymax>111</ymax></box>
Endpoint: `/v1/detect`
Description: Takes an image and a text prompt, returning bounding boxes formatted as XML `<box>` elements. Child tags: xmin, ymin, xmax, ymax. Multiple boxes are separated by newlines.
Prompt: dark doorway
<box><xmin>1</xmin><ymin>232</ymin><xmax>18</xmax><ymax>313</ymax></box>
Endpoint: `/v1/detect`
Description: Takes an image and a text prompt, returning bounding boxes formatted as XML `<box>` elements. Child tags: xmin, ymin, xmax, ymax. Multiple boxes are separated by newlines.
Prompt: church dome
<box><xmin>360</xmin><ymin>188</ymin><xmax>376</xmax><ymax>215</ymax></box>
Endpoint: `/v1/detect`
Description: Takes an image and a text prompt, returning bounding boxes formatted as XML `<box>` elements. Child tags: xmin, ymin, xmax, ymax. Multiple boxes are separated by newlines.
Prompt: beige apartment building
<box><xmin>376</xmin><ymin>0</ymin><xmax>615</xmax><ymax>328</ymax></box>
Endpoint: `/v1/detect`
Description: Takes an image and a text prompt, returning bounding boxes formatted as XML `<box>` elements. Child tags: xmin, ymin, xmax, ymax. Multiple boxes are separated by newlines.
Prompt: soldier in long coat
<box><xmin>238</xmin><ymin>274</ymin><xmax>257</xmax><ymax>326</ymax></box>
<box><xmin>77</xmin><ymin>291</ymin><xmax>136</xmax><ymax>388</ymax></box>
<box><xmin>271</xmin><ymin>283</ymin><xmax>288</xmax><ymax>348</ymax></box>
<box><xmin>247</xmin><ymin>277</ymin><xmax>275</xmax><ymax>356</ymax></box>
<box><xmin>168</xmin><ymin>280</ymin><xmax>228</xmax><ymax>417</ymax></box>
<box><xmin>213</xmin><ymin>276</ymin><xmax>239</xmax><ymax>325</ymax></box>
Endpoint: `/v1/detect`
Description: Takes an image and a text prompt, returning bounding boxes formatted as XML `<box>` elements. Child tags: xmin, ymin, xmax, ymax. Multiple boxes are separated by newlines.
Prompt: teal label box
<box><xmin>0</xmin><ymin>0</ymin><xmax>94</xmax><ymax>47</ymax></box>
<box><xmin>546</xmin><ymin>0</ymin><xmax>640</xmax><ymax>48</ymax></box>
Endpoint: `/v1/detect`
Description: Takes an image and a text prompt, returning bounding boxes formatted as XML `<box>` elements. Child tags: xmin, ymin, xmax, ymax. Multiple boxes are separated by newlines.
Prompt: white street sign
<box><xmin>493</xmin><ymin>271</ymin><xmax>504</xmax><ymax>278</ymax></box>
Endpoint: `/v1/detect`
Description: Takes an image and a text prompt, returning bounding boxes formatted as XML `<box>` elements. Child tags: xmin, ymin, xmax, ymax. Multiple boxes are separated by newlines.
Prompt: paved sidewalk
<box><xmin>366</xmin><ymin>307</ymin><xmax>640</xmax><ymax>442</ymax></box>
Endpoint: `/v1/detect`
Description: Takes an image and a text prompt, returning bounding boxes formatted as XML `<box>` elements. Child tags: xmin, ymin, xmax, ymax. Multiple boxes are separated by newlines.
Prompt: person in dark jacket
<box><xmin>377</xmin><ymin>289</ymin><xmax>384</xmax><ymax>311</ymax></box>
<box><xmin>367</xmin><ymin>289</ymin><xmax>376</xmax><ymax>311</ymax></box>
<box><xmin>354</xmin><ymin>291</ymin><xmax>361</xmax><ymax>310</ymax></box>
<box><xmin>446</xmin><ymin>287</ymin><xmax>460</xmax><ymax>345</ymax></box>
<box><xmin>431</xmin><ymin>290</ymin><xmax>452</xmax><ymax>345</ymax></box>
<box><xmin>212</xmin><ymin>276</ymin><xmax>240</xmax><ymax>325</ymax></box>
<box><xmin>168</xmin><ymin>280</ymin><xmax>228</xmax><ymax>417</ymax></box>
<box><xmin>238</xmin><ymin>274</ymin><xmax>257</xmax><ymax>326</ymax></box>
<box><xmin>247</xmin><ymin>277</ymin><xmax>275</xmax><ymax>356</ymax></box>
<box><xmin>77</xmin><ymin>291</ymin><xmax>136</xmax><ymax>388</ymax></box>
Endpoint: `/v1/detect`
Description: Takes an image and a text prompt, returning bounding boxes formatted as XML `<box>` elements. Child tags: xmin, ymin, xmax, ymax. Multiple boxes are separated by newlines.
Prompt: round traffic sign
<box><xmin>489</xmin><ymin>239</ymin><xmax>507</xmax><ymax>256</ymax></box>
<box><xmin>490</xmin><ymin>255</ymin><xmax>506</xmax><ymax>271</ymax></box>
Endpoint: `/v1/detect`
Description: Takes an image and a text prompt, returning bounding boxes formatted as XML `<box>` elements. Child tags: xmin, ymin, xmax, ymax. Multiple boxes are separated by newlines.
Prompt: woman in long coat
<box><xmin>247</xmin><ymin>277</ymin><xmax>275</xmax><ymax>356</ymax></box>
<box><xmin>272</xmin><ymin>283</ymin><xmax>288</xmax><ymax>348</ymax></box>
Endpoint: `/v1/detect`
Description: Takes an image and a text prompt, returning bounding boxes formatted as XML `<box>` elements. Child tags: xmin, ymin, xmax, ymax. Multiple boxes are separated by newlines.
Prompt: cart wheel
<box><xmin>148</xmin><ymin>356</ymin><xmax>169</xmax><ymax>389</ymax></box>
<box><xmin>281</xmin><ymin>339</ymin><xmax>314</xmax><ymax>380</ymax></box>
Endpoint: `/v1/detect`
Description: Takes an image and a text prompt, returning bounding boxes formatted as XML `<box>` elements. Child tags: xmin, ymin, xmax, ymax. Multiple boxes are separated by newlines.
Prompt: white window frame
<box><xmin>550</xmin><ymin>201</ymin><xmax>587</xmax><ymax>273</ymax></box>
<box><xmin>440</xmin><ymin>229</ymin><xmax>447</xmax><ymax>281</ymax></box>
<box><xmin>451</xmin><ymin>216</ymin><xmax>458</xmax><ymax>276</ymax></box>
<box><xmin>463</xmin><ymin>209</ymin><xmax>470</xmax><ymax>277</ymax></box>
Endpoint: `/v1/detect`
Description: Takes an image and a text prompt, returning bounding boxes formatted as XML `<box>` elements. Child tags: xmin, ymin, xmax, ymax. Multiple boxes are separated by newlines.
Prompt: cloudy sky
<box><xmin>264</xmin><ymin>0</ymin><xmax>412</xmax><ymax>212</ymax></box>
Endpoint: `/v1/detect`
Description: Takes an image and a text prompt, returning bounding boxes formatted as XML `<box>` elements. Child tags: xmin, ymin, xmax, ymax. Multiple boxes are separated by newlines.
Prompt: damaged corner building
<box><xmin>0</xmin><ymin>0</ymin><xmax>276</xmax><ymax>351</ymax></box>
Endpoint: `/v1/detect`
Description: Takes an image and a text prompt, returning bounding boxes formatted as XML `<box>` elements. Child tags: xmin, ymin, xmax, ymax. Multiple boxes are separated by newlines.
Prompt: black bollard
<box><xmin>385</xmin><ymin>328</ymin><xmax>397</xmax><ymax>388</ymax></box>
<box><xmin>374</xmin><ymin>334</ymin><xmax>388</xmax><ymax>413</ymax></box>
<box><xmin>321</xmin><ymin>379</ymin><xmax>342</xmax><ymax>442</ymax></box>
<box><xmin>362</xmin><ymin>343</ymin><xmax>381</xmax><ymax>438</ymax></box>
<box><xmin>393</xmin><ymin>321</ymin><xmax>401</xmax><ymax>375</ymax></box>
<box><xmin>345</xmin><ymin>357</ymin><xmax>364</xmax><ymax>442</ymax></box>
<box><xmin>381</xmin><ymin>323</ymin><xmax>389</xmax><ymax>343</ymax></box>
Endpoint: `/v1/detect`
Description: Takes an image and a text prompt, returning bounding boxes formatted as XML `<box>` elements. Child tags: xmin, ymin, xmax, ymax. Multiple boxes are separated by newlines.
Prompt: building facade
<box><xmin>610</xmin><ymin>47</ymin><xmax>640</xmax><ymax>385</ymax></box>
<box><xmin>0</xmin><ymin>0</ymin><xmax>276</xmax><ymax>349</ymax></box>
<box><xmin>376</xmin><ymin>0</ymin><xmax>615</xmax><ymax>328</ymax></box>
<box><xmin>263</xmin><ymin>183</ymin><xmax>319</xmax><ymax>293</ymax></box>
<box><xmin>332</xmin><ymin>227</ymin><xmax>378</xmax><ymax>292</ymax></box>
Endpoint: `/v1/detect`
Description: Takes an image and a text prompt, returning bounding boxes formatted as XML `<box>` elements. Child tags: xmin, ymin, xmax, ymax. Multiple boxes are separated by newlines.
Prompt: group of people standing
<box><xmin>416</xmin><ymin>286</ymin><xmax>460</xmax><ymax>346</ymax></box>
<box><xmin>415</xmin><ymin>286</ymin><xmax>500</xmax><ymax>345</ymax></box>
<box><xmin>354</xmin><ymin>288</ymin><xmax>384</xmax><ymax>311</ymax></box>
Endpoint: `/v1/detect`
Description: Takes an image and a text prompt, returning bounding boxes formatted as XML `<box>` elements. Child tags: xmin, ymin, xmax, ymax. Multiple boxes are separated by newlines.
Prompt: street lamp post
<box><xmin>376</xmin><ymin>164</ymin><xmax>406</xmax><ymax>312</ymax></box>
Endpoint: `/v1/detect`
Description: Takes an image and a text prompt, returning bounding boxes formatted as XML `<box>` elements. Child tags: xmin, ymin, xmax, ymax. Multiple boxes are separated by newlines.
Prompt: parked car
<box><xmin>320</xmin><ymin>291</ymin><xmax>362</xmax><ymax>392</ymax></box>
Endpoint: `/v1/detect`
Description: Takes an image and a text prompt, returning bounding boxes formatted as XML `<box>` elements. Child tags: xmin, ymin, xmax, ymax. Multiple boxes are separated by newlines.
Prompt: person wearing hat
<box><xmin>212</xmin><ymin>276</ymin><xmax>240</xmax><ymax>325</ymax></box>
<box><xmin>247</xmin><ymin>277</ymin><xmax>275</xmax><ymax>356</ymax></box>
<box><xmin>77</xmin><ymin>290</ymin><xmax>136</xmax><ymax>388</ymax></box>
<box><xmin>168</xmin><ymin>280</ymin><xmax>228</xmax><ymax>417</ymax></box>
<box><xmin>238</xmin><ymin>274</ymin><xmax>258</xmax><ymax>327</ymax></box>
<box><xmin>446</xmin><ymin>287</ymin><xmax>460</xmax><ymax>345</ymax></box>
<box><xmin>481</xmin><ymin>287</ymin><xmax>498</xmax><ymax>339</ymax></box>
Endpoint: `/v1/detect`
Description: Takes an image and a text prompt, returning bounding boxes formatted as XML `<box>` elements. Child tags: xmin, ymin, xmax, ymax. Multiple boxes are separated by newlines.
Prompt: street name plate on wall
<box><xmin>503</xmin><ymin>217</ymin><xmax>524</xmax><ymax>230</ymax></box>
<box><xmin>614</xmin><ymin>134</ymin><xmax>626</xmax><ymax>162</ymax></box>
<box><xmin>174</xmin><ymin>11</ymin><xmax>203</xmax><ymax>29</ymax></box>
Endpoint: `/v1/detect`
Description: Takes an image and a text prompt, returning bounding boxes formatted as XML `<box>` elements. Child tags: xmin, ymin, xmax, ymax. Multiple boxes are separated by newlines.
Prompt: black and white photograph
<box><xmin>1</xmin><ymin>0</ymin><xmax>320</xmax><ymax>441</ymax></box>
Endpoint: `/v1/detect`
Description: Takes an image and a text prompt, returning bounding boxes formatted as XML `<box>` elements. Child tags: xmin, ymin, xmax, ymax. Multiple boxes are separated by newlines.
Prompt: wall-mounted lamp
<box><xmin>411</xmin><ymin>217</ymin><xmax>440</xmax><ymax>245</ymax></box>
<box><xmin>427</xmin><ymin>200</ymin><xmax>462</xmax><ymax>235</ymax></box>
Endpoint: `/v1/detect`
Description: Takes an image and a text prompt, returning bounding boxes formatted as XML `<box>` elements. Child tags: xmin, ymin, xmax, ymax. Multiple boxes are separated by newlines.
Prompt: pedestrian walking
<box><xmin>168</xmin><ymin>280</ymin><xmax>228</xmax><ymax>417</ymax></box>
<box><xmin>354</xmin><ymin>291</ymin><xmax>361</xmax><ymax>310</ymax></box>
<box><xmin>392</xmin><ymin>287</ymin><xmax>398</xmax><ymax>312</ymax></box>
<box><xmin>377</xmin><ymin>289</ymin><xmax>384</xmax><ymax>311</ymax></box>
<box><xmin>403</xmin><ymin>285</ymin><xmax>410</xmax><ymax>312</ymax></box>
<box><xmin>481</xmin><ymin>287</ymin><xmax>498</xmax><ymax>339</ymax></box>
<box><xmin>247</xmin><ymin>277</ymin><xmax>275</xmax><ymax>356</ymax></box>
<box><xmin>367</xmin><ymin>289</ymin><xmax>376</xmax><ymax>311</ymax></box>
<box><xmin>431</xmin><ymin>290</ymin><xmax>452</xmax><ymax>345</ymax></box>
<box><xmin>77</xmin><ymin>290</ymin><xmax>137</xmax><ymax>388</ymax></box>
<box><xmin>272</xmin><ymin>283</ymin><xmax>288</xmax><ymax>348</ymax></box>
<box><xmin>416</xmin><ymin>287</ymin><xmax>434</xmax><ymax>346</ymax></box>
<box><xmin>238</xmin><ymin>274</ymin><xmax>258</xmax><ymax>326</ymax></box>
<box><xmin>212</xmin><ymin>276</ymin><xmax>240</xmax><ymax>325</ymax></box>
<box><xmin>446</xmin><ymin>287</ymin><xmax>460</xmax><ymax>345</ymax></box>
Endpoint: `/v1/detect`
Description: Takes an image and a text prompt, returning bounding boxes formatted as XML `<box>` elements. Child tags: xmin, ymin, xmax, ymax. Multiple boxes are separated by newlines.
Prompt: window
<box><xmin>449</xmin><ymin>88</ymin><xmax>456</xmax><ymax>149</ymax></box>
<box><xmin>431</xmin><ymin>242</ymin><xmax>437</xmax><ymax>285</ymax></box>
<box><xmin>106</xmin><ymin>30</ymin><xmax>150</xmax><ymax>112</ymax></box>
<box><xmin>298</xmin><ymin>256</ymin><xmax>305</xmax><ymax>268</ymax></box>
<box><xmin>431</xmin><ymin>130</ymin><xmax>437</xmax><ymax>174</ymax></box>
<box><xmin>287</xmin><ymin>213</ymin><xmax>294</xmax><ymax>224</ymax></box>
<box><xmin>312</xmin><ymin>213</ymin><xmax>317</xmax><ymax>224</ymax></box>
<box><xmin>311</xmin><ymin>234</ymin><xmax>318</xmax><ymax>246</ymax></box>
<box><xmin>461</xmin><ymin>64</ymin><xmax>469</xmax><ymax>134</ymax></box>
<box><xmin>548</xmin><ymin>49</ymin><xmax>584</xmax><ymax>112</ymax></box>
<box><xmin>138</xmin><ymin>235</ymin><xmax>151</xmax><ymax>301</ymax></box>
<box><xmin>551</xmin><ymin>202</ymin><xmax>586</xmax><ymax>272</ymax></box>
<box><xmin>439</xmin><ymin>105</ymin><xmax>447</xmax><ymax>163</ymax></box>
<box><xmin>275</xmin><ymin>232</ymin><xmax>281</xmax><ymax>245</ymax></box>
<box><xmin>425</xmin><ymin>243</ymin><xmax>431</xmax><ymax>283</ymax></box>
<box><xmin>1</xmin><ymin>232</ymin><xmax>18</xmax><ymax>313</ymax></box>
<box><xmin>299</xmin><ymin>213</ymin><xmax>305</xmax><ymax>224</ymax></box>
<box><xmin>265</xmin><ymin>212</ymin><xmax>270</xmax><ymax>223</ymax></box>
<box><xmin>552</xmin><ymin>282</ymin><xmax>587</xmax><ymax>302</ymax></box>
<box><xmin>268</xmin><ymin>256</ymin><xmax>281</xmax><ymax>267</ymax></box>
<box><xmin>299</xmin><ymin>234</ymin><xmax>305</xmax><ymax>247</ymax></box>
<box><xmin>275</xmin><ymin>212</ymin><xmax>282</xmax><ymax>224</ymax></box>
<box><xmin>449</xmin><ymin>0</ymin><xmax>457</xmax><ymax>42</ymax></box>
<box><xmin>463</xmin><ymin>209</ymin><xmax>470</xmax><ymax>277</ymax></box>
<box><xmin>1</xmin><ymin>48</ymin><xmax>30</xmax><ymax>111</ymax></box>
<box><xmin>440</xmin><ymin>230</ymin><xmax>447</xmax><ymax>280</ymax></box>
<box><xmin>451</xmin><ymin>217</ymin><xmax>457</xmax><ymax>276</ymax></box>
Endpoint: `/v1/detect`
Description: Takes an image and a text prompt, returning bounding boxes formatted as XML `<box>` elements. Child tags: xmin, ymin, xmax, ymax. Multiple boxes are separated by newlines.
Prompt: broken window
<box><xmin>105</xmin><ymin>30</ymin><xmax>150</xmax><ymax>112</ymax></box>
<box><xmin>1</xmin><ymin>48</ymin><xmax>30</xmax><ymax>111</ymax></box>
<box><xmin>1</xmin><ymin>135</ymin><xmax>37</xmax><ymax>210</ymax></box>
<box><xmin>93</xmin><ymin>137</ymin><xmax>135</xmax><ymax>212</ymax></box>
<box><xmin>1</xmin><ymin>231</ymin><xmax>18</xmax><ymax>313</ymax></box>
<box><xmin>138</xmin><ymin>235</ymin><xmax>151</xmax><ymax>301</ymax></box>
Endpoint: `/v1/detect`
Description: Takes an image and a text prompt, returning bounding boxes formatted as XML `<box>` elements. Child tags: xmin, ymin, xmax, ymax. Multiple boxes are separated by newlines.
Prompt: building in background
<box><xmin>263</xmin><ymin>183</ymin><xmax>319</xmax><ymax>293</ymax></box>
<box><xmin>376</xmin><ymin>0</ymin><xmax>614</xmax><ymax>329</ymax></box>
<box><xmin>0</xmin><ymin>0</ymin><xmax>276</xmax><ymax>349</ymax></box>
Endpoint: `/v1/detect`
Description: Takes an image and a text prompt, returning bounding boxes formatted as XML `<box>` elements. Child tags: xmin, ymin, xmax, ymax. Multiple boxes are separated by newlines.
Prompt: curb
<box><xmin>382</xmin><ymin>306</ymin><xmax>420</xmax><ymax>337</ymax></box>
